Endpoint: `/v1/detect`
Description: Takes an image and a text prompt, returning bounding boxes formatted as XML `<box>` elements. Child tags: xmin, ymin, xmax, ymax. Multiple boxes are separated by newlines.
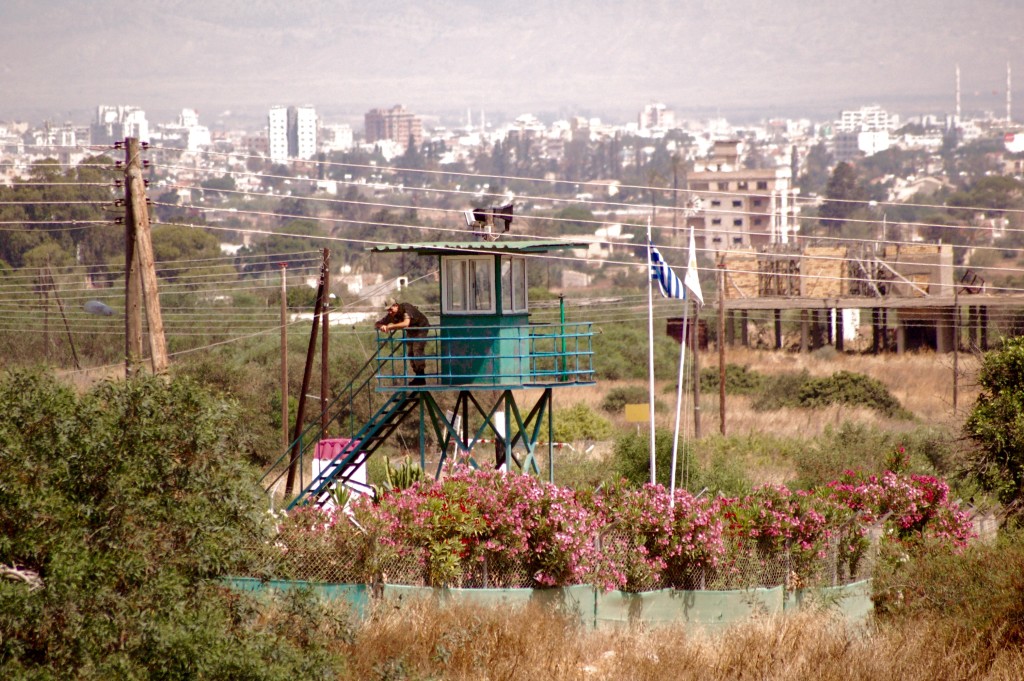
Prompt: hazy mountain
<box><xmin>1</xmin><ymin>0</ymin><xmax>1020</xmax><ymax>125</ymax></box>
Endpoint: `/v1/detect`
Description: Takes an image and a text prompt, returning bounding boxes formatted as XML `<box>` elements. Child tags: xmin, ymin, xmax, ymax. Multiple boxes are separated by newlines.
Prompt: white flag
<box><xmin>683</xmin><ymin>226</ymin><xmax>703</xmax><ymax>306</ymax></box>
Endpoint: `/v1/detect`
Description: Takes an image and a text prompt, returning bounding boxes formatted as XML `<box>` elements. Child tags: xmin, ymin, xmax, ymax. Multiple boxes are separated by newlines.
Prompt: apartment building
<box><xmin>836</xmin><ymin>105</ymin><xmax>899</xmax><ymax>133</ymax></box>
<box><xmin>687</xmin><ymin>141</ymin><xmax>799</xmax><ymax>251</ymax></box>
<box><xmin>639</xmin><ymin>102</ymin><xmax>675</xmax><ymax>131</ymax></box>
<box><xmin>364</xmin><ymin>105</ymin><xmax>422</xmax><ymax>149</ymax></box>
<box><xmin>268</xmin><ymin>106</ymin><xmax>289</xmax><ymax>163</ymax></box>
<box><xmin>268</xmin><ymin>105</ymin><xmax>318</xmax><ymax>163</ymax></box>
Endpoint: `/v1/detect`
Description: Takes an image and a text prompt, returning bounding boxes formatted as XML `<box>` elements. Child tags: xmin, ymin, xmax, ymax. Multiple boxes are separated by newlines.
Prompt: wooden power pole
<box><xmin>718</xmin><ymin>259</ymin><xmax>727</xmax><ymax>436</ymax></box>
<box><xmin>280</xmin><ymin>264</ymin><xmax>289</xmax><ymax>452</ymax></box>
<box><xmin>320</xmin><ymin>249</ymin><xmax>331</xmax><ymax>434</ymax></box>
<box><xmin>284</xmin><ymin>254</ymin><xmax>327</xmax><ymax>496</ymax></box>
<box><xmin>123</xmin><ymin>139</ymin><xmax>143</xmax><ymax>375</ymax></box>
<box><xmin>124</xmin><ymin>137</ymin><xmax>168</xmax><ymax>374</ymax></box>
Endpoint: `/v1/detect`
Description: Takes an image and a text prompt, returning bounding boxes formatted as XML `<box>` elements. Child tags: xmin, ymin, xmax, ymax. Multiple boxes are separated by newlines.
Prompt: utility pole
<box><xmin>280</xmin><ymin>264</ymin><xmax>289</xmax><ymax>452</ymax></box>
<box><xmin>953</xmin><ymin>283</ymin><xmax>960</xmax><ymax>411</ymax></box>
<box><xmin>285</xmin><ymin>255</ymin><xmax>327</xmax><ymax>497</ymax></box>
<box><xmin>123</xmin><ymin>139</ymin><xmax>143</xmax><ymax>376</ymax></box>
<box><xmin>692</xmin><ymin>301</ymin><xmax>701</xmax><ymax>440</ymax></box>
<box><xmin>124</xmin><ymin>137</ymin><xmax>167</xmax><ymax>374</ymax></box>
<box><xmin>718</xmin><ymin>258</ymin><xmax>726</xmax><ymax>436</ymax></box>
<box><xmin>45</xmin><ymin>264</ymin><xmax>81</xmax><ymax>371</ymax></box>
<box><xmin>320</xmin><ymin>249</ymin><xmax>331</xmax><ymax>434</ymax></box>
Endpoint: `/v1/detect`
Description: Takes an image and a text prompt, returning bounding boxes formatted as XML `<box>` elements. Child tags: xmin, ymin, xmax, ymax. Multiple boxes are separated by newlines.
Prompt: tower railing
<box><xmin>374</xmin><ymin>321</ymin><xmax>595</xmax><ymax>388</ymax></box>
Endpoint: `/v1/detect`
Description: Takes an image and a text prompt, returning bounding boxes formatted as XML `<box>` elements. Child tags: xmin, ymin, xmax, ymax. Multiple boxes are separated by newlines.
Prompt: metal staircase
<box><xmin>285</xmin><ymin>390</ymin><xmax>418</xmax><ymax>509</ymax></box>
<box><xmin>259</xmin><ymin>342</ymin><xmax>414</xmax><ymax>510</ymax></box>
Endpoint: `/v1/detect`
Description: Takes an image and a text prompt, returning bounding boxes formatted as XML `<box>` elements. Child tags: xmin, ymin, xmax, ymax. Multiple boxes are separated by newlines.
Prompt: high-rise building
<box><xmin>289</xmin><ymin>106</ymin><xmax>318</xmax><ymax>160</ymax></box>
<box><xmin>364</xmin><ymin>105</ymin><xmax>422</xmax><ymax>149</ymax></box>
<box><xmin>268</xmin><ymin>105</ymin><xmax>318</xmax><ymax>163</ymax></box>
<box><xmin>268</xmin><ymin>106</ymin><xmax>289</xmax><ymax>163</ymax></box>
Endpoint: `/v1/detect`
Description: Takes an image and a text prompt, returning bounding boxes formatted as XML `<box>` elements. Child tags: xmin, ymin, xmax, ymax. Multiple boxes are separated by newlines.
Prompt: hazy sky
<box><xmin>2</xmin><ymin>0</ymin><xmax>1022</xmax><ymax>127</ymax></box>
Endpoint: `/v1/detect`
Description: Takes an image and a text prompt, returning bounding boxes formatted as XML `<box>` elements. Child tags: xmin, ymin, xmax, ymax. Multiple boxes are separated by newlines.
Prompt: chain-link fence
<box><xmin>236</xmin><ymin>523</ymin><xmax>877</xmax><ymax>592</ymax></box>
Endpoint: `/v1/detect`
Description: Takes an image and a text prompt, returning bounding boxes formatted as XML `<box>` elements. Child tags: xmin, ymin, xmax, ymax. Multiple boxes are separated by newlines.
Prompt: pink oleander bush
<box><xmin>822</xmin><ymin>470</ymin><xmax>975</xmax><ymax>548</ymax></box>
<box><xmin>273</xmin><ymin>466</ymin><xmax>975</xmax><ymax>590</ymax></box>
<box><xmin>583</xmin><ymin>482</ymin><xmax>725</xmax><ymax>591</ymax></box>
<box><xmin>721</xmin><ymin>485</ymin><xmax>844</xmax><ymax>580</ymax></box>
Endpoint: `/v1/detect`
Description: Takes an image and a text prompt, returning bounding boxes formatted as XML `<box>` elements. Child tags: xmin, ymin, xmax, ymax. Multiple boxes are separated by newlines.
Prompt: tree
<box><xmin>818</xmin><ymin>162</ymin><xmax>868</xmax><ymax>234</ymax></box>
<box><xmin>200</xmin><ymin>173</ymin><xmax>237</xmax><ymax>201</ymax></box>
<box><xmin>0</xmin><ymin>370</ymin><xmax>348</xmax><ymax>677</ymax></box>
<box><xmin>236</xmin><ymin>218</ymin><xmax>324</xmax><ymax>276</ymax></box>
<box><xmin>964</xmin><ymin>337</ymin><xmax>1024</xmax><ymax>518</ymax></box>
<box><xmin>151</xmin><ymin>224</ymin><xmax>233</xmax><ymax>286</ymax></box>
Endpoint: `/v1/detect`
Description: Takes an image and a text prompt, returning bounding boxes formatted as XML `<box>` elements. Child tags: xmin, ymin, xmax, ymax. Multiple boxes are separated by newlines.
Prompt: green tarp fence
<box><xmin>222</xmin><ymin>578</ymin><xmax>873</xmax><ymax>631</ymax></box>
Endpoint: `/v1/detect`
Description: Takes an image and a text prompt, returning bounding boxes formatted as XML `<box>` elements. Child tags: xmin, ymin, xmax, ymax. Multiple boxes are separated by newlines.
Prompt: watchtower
<box><xmin>264</xmin><ymin>239</ymin><xmax>596</xmax><ymax>510</ymax></box>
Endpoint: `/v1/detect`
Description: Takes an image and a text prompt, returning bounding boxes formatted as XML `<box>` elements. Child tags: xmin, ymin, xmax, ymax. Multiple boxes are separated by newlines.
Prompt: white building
<box><xmin>92</xmin><ymin>105</ymin><xmax>149</xmax><ymax>145</ymax></box>
<box><xmin>268</xmin><ymin>105</ymin><xmax>318</xmax><ymax>162</ymax></box>
<box><xmin>639</xmin><ymin>102</ymin><xmax>676</xmax><ymax>131</ymax></box>
<box><xmin>321</xmin><ymin>123</ymin><xmax>354</xmax><ymax>153</ymax></box>
<box><xmin>268</xmin><ymin>106</ymin><xmax>289</xmax><ymax>163</ymax></box>
<box><xmin>836</xmin><ymin>105</ymin><xmax>899</xmax><ymax>133</ymax></box>
<box><xmin>289</xmin><ymin>105</ymin><xmax>318</xmax><ymax>160</ymax></box>
<box><xmin>833</xmin><ymin>130</ymin><xmax>891</xmax><ymax>161</ymax></box>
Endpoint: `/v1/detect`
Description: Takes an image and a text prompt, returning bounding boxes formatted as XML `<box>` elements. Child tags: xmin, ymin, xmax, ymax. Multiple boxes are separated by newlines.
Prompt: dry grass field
<box><xmin>547</xmin><ymin>346</ymin><xmax>979</xmax><ymax>433</ymax></box>
<box><xmin>520</xmin><ymin>347</ymin><xmax>982</xmax><ymax>491</ymax></box>
<box><xmin>325</xmin><ymin>596</ymin><xmax>1024</xmax><ymax>680</ymax></box>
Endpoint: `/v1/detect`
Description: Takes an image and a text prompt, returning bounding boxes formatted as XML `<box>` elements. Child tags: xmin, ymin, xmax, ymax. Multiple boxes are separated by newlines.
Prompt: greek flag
<box><xmin>649</xmin><ymin>241</ymin><xmax>685</xmax><ymax>299</ymax></box>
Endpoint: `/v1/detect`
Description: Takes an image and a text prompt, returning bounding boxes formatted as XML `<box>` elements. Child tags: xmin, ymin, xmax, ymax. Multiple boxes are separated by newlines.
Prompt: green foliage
<box><xmin>593</xmin><ymin>322</ymin><xmax>681</xmax><ymax>381</ymax></box>
<box><xmin>0</xmin><ymin>156</ymin><xmax>116</xmax><ymax>269</ymax></box>
<box><xmin>798</xmin><ymin>370</ymin><xmax>913</xmax><ymax>419</ymax></box>
<box><xmin>151</xmin><ymin>225</ymin><xmax>237</xmax><ymax>290</ymax></box>
<box><xmin>554</xmin><ymin>403</ymin><xmax>613</xmax><ymax>443</ymax></box>
<box><xmin>699</xmin><ymin>364</ymin><xmax>766</xmax><ymax>395</ymax></box>
<box><xmin>964</xmin><ymin>337</ymin><xmax>1024</xmax><ymax>514</ymax></box>
<box><xmin>0</xmin><ymin>369</ymin><xmax>347</xmax><ymax>678</ymax></box>
<box><xmin>611</xmin><ymin>428</ymin><xmax>751</xmax><ymax>496</ymax></box>
<box><xmin>873</xmin><ymin>530</ymin><xmax>1024</xmax><ymax>647</ymax></box>
<box><xmin>375</xmin><ymin>456</ymin><xmax>426</xmax><ymax>495</ymax></box>
<box><xmin>818</xmin><ymin>162</ymin><xmax>868</xmax><ymax>232</ymax></box>
<box><xmin>749</xmin><ymin>370</ymin><xmax>813</xmax><ymax>411</ymax></box>
<box><xmin>750</xmin><ymin>370</ymin><xmax>911</xmax><ymax>419</ymax></box>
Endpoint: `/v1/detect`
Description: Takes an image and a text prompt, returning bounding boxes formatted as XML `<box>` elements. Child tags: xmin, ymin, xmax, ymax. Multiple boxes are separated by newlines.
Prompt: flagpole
<box><xmin>647</xmin><ymin>219</ymin><xmax>657</xmax><ymax>485</ymax></box>
<box><xmin>670</xmin><ymin>298</ymin><xmax>688</xmax><ymax>505</ymax></box>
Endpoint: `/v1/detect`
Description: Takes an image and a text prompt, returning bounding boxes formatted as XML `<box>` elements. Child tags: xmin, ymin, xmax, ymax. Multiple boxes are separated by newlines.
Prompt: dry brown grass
<box><xmin>708</xmin><ymin>347</ymin><xmax>981</xmax><ymax>427</ymax></box>
<box><xmin>332</xmin><ymin>597</ymin><xmax>1024</xmax><ymax>680</ymax></box>
<box><xmin>576</xmin><ymin>348</ymin><xmax>982</xmax><ymax>442</ymax></box>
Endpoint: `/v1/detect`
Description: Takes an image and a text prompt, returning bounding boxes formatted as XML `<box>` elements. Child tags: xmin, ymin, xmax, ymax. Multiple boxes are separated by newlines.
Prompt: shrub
<box><xmin>0</xmin><ymin>369</ymin><xmax>347</xmax><ymax>678</ymax></box>
<box><xmin>750</xmin><ymin>370</ymin><xmax>812</xmax><ymax>411</ymax></box>
<box><xmin>601</xmin><ymin>385</ymin><xmax>665</xmax><ymax>414</ymax></box>
<box><xmin>873</xmin><ymin>530</ymin><xmax>1024</xmax><ymax>647</ymax></box>
<box><xmin>593</xmin><ymin>323</ymin><xmax>681</xmax><ymax>381</ymax></box>
<box><xmin>749</xmin><ymin>370</ymin><xmax>911</xmax><ymax>419</ymax></box>
<box><xmin>585</xmin><ymin>482</ymin><xmax>726</xmax><ymax>591</ymax></box>
<box><xmin>699</xmin><ymin>364</ymin><xmax>767</xmax><ymax>395</ymax></box>
<box><xmin>612</xmin><ymin>429</ymin><xmax>753</xmax><ymax>496</ymax></box>
<box><xmin>798</xmin><ymin>370</ymin><xmax>913</xmax><ymax>419</ymax></box>
<box><xmin>612</xmin><ymin>428</ymin><xmax>677</xmax><ymax>488</ymax></box>
<box><xmin>554</xmin><ymin>402</ymin><xmax>614</xmax><ymax>443</ymax></box>
<box><xmin>964</xmin><ymin>337</ymin><xmax>1024</xmax><ymax>516</ymax></box>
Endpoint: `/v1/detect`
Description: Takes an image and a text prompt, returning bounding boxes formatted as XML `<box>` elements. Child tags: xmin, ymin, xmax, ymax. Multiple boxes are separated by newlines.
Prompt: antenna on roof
<box><xmin>465</xmin><ymin>202</ymin><xmax>514</xmax><ymax>242</ymax></box>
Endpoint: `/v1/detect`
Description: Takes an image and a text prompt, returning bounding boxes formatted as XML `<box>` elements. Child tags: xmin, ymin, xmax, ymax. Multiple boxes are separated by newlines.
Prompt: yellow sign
<box><xmin>624</xmin><ymin>403</ymin><xmax>650</xmax><ymax>422</ymax></box>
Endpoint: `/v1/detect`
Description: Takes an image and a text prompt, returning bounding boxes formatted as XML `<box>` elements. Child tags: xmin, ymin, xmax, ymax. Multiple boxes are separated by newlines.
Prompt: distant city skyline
<box><xmin>2</xmin><ymin>0</ymin><xmax>1022</xmax><ymax>128</ymax></box>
